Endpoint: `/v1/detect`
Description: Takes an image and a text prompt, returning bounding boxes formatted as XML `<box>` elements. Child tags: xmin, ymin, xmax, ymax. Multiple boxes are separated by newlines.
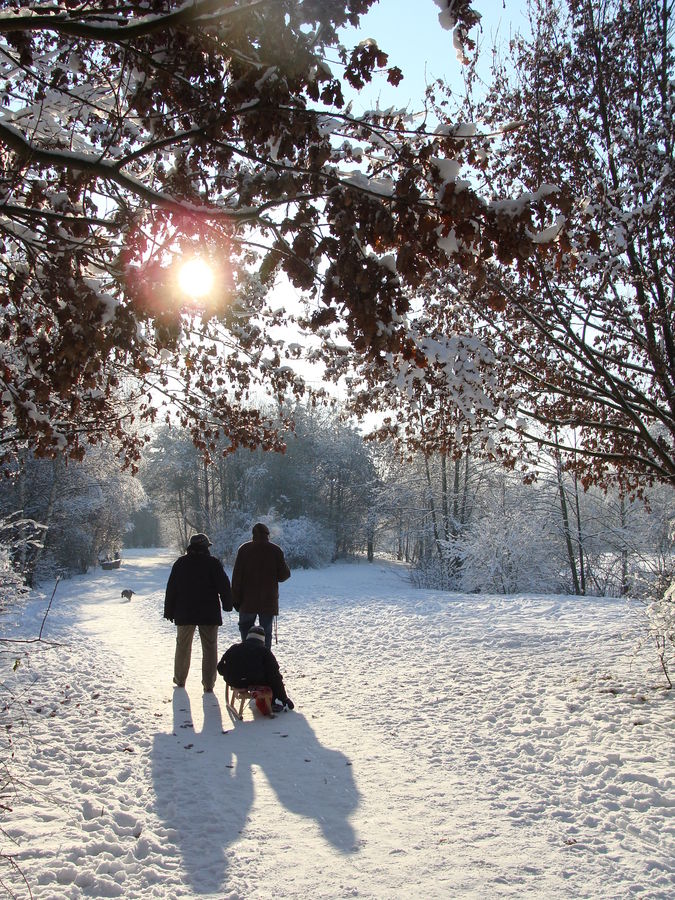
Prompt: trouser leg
<box><xmin>258</xmin><ymin>613</ymin><xmax>274</xmax><ymax>650</ymax></box>
<box><xmin>238</xmin><ymin>612</ymin><xmax>256</xmax><ymax>642</ymax></box>
<box><xmin>199</xmin><ymin>624</ymin><xmax>219</xmax><ymax>691</ymax></box>
<box><xmin>174</xmin><ymin>624</ymin><xmax>195</xmax><ymax>686</ymax></box>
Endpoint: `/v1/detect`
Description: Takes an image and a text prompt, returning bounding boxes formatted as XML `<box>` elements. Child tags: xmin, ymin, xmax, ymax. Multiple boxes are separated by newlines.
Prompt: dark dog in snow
<box><xmin>121</xmin><ymin>589</ymin><xmax>135</xmax><ymax>601</ymax></box>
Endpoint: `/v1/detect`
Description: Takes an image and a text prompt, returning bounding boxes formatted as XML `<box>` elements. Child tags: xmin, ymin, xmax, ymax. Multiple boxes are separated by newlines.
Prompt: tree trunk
<box><xmin>203</xmin><ymin>460</ymin><xmax>211</xmax><ymax>536</ymax></box>
<box><xmin>25</xmin><ymin>458</ymin><xmax>61</xmax><ymax>586</ymax></box>
<box><xmin>366</xmin><ymin>508</ymin><xmax>375</xmax><ymax>562</ymax></box>
<box><xmin>556</xmin><ymin>452</ymin><xmax>581</xmax><ymax>595</ymax></box>
<box><xmin>441</xmin><ymin>451</ymin><xmax>450</xmax><ymax>541</ymax></box>
<box><xmin>620</xmin><ymin>495</ymin><xmax>629</xmax><ymax>596</ymax></box>
<box><xmin>460</xmin><ymin>451</ymin><xmax>471</xmax><ymax>526</ymax></box>
<box><xmin>424</xmin><ymin>455</ymin><xmax>442</xmax><ymax>559</ymax></box>
<box><xmin>573</xmin><ymin>470</ymin><xmax>586</xmax><ymax>595</ymax></box>
<box><xmin>18</xmin><ymin>470</ymin><xmax>27</xmax><ymax>574</ymax></box>
<box><xmin>177</xmin><ymin>488</ymin><xmax>189</xmax><ymax>549</ymax></box>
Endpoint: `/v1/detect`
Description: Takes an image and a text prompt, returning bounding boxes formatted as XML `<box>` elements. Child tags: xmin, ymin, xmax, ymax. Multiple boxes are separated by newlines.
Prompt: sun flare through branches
<box><xmin>177</xmin><ymin>257</ymin><xmax>215</xmax><ymax>299</ymax></box>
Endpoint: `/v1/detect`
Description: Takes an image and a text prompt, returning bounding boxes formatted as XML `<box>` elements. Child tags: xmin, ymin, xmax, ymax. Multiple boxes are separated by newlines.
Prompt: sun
<box><xmin>177</xmin><ymin>257</ymin><xmax>215</xmax><ymax>299</ymax></box>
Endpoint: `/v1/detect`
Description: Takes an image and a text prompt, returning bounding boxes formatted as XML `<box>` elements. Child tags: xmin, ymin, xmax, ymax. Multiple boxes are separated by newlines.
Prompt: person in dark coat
<box><xmin>164</xmin><ymin>532</ymin><xmax>233</xmax><ymax>692</ymax></box>
<box><xmin>231</xmin><ymin>522</ymin><xmax>290</xmax><ymax>649</ymax></box>
<box><xmin>217</xmin><ymin>625</ymin><xmax>294</xmax><ymax>714</ymax></box>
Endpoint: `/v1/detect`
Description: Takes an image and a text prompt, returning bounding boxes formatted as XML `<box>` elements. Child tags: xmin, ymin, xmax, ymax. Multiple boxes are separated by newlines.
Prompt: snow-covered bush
<box><xmin>272</xmin><ymin>517</ymin><xmax>333</xmax><ymax>569</ymax></box>
<box><xmin>455</xmin><ymin>514</ymin><xmax>568</xmax><ymax>594</ymax></box>
<box><xmin>211</xmin><ymin>509</ymin><xmax>257</xmax><ymax>564</ymax></box>
<box><xmin>408</xmin><ymin>555</ymin><xmax>454</xmax><ymax>591</ymax></box>
<box><xmin>0</xmin><ymin>544</ymin><xmax>27</xmax><ymax>611</ymax></box>
<box><xmin>633</xmin><ymin>572</ymin><xmax>675</xmax><ymax>690</ymax></box>
<box><xmin>213</xmin><ymin>512</ymin><xmax>332</xmax><ymax>569</ymax></box>
<box><xmin>0</xmin><ymin>513</ymin><xmax>38</xmax><ymax>602</ymax></box>
<box><xmin>0</xmin><ymin>451</ymin><xmax>146</xmax><ymax>582</ymax></box>
<box><xmin>646</xmin><ymin>582</ymin><xmax>675</xmax><ymax>688</ymax></box>
<box><xmin>49</xmin><ymin>524</ymin><xmax>95</xmax><ymax>575</ymax></box>
<box><xmin>411</xmin><ymin>509</ymin><xmax>567</xmax><ymax>595</ymax></box>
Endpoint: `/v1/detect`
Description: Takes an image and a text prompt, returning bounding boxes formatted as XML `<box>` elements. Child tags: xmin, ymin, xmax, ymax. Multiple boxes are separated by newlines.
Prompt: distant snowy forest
<box><xmin>1</xmin><ymin>403</ymin><xmax>672</xmax><ymax>604</ymax></box>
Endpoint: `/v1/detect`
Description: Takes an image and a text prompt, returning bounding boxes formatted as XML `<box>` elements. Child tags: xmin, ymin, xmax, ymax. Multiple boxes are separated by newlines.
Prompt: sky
<box><xmin>338</xmin><ymin>0</ymin><xmax>528</xmax><ymax>114</ymax></box>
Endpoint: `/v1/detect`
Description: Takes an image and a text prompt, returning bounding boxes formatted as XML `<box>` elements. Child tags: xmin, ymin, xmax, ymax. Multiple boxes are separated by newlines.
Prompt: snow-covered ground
<box><xmin>1</xmin><ymin>550</ymin><xmax>673</xmax><ymax>899</ymax></box>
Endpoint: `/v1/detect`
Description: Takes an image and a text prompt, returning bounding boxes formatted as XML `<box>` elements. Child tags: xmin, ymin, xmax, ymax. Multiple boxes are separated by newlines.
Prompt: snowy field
<box><xmin>1</xmin><ymin>549</ymin><xmax>673</xmax><ymax>899</ymax></box>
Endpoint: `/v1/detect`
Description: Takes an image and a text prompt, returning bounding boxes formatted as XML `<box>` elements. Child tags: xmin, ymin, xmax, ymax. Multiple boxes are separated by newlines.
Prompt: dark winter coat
<box><xmin>164</xmin><ymin>546</ymin><xmax>232</xmax><ymax>626</ymax></box>
<box><xmin>217</xmin><ymin>639</ymin><xmax>289</xmax><ymax>704</ymax></box>
<box><xmin>231</xmin><ymin>534</ymin><xmax>290</xmax><ymax>616</ymax></box>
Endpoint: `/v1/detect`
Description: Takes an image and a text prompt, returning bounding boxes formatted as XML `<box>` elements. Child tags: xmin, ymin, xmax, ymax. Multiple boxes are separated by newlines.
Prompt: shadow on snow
<box><xmin>151</xmin><ymin>690</ymin><xmax>360</xmax><ymax>892</ymax></box>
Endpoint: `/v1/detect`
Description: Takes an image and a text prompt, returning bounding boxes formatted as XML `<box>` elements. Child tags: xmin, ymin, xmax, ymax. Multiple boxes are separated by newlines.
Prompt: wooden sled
<box><xmin>225</xmin><ymin>684</ymin><xmax>273</xmax><ymax>720</ymax></box>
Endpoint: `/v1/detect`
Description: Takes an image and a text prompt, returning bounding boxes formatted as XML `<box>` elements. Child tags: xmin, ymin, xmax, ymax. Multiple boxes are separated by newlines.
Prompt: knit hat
<box><xmin>252</xmin><ymin>522</ymin><xmax>270</xmax><ymax>537</ymax></box>
<box><xmin>246</xmin><ymin>625</ymin><xmax>266</xmax><ymax>643</ymax></box>
<box><xmin>188</xmin><ymin>532</ymin><xmax>212</xmax><ymax>549</ymax></box>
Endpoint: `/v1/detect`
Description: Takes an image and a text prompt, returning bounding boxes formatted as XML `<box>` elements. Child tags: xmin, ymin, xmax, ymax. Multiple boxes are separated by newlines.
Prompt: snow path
<box><xmin>2</xmin><ymin>550</ymin><xmax>673</xmax><ymax>898</ymax></box>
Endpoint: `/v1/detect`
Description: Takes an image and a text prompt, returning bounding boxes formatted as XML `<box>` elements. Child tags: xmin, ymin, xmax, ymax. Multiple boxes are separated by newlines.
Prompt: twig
<box><xmin>38</xmin><ymin>577</ymin><xmax>60</xmax><ymax>642</ymax></box>
<box><xmin>0</xmin><ymin>854</ymin><xmax>33</xmax><ymax>900</ymax></box>
<box><xmin>656</xmin><ymin>636</ymin><xmax>673</xmax><ymax>689</ymax></box>
<box><xmin>0</xmin><ymin>639</ymin><xmax>62</xmax><ymax>647</ymax></box>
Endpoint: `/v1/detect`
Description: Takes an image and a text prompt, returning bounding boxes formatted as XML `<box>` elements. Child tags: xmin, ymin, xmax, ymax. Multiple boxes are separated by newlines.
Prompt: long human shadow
<box><xmin>152</xmin><ymin>692</ymin><xmax>360</xmax><ymax>892</ymax></box>
<box><xmin>151</xmin><ymin>690</ymin><xmax>253</xmax><ymax>893</ymax></box>
<box><xmin>223</xmin><ymin>703</ymin><xmax>361</xmax><ymax>853</ymax></box>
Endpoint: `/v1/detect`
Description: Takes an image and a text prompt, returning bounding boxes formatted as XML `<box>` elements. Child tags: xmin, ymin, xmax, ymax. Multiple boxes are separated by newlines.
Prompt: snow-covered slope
<box><xmin>2</xmin><ymin>550</ymin><xmax>673</xmax><ymax>898</ymax></box>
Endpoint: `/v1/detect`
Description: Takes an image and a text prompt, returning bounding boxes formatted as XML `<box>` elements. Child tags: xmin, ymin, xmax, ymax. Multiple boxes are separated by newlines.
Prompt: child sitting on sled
<box><xmin>217</xmin><ymin>625</ymin><xmax>294</xmax><ymax>716</ymax></box>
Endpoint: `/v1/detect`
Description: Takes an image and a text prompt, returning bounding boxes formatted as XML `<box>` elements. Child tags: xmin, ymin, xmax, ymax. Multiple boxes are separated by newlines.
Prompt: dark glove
<box><xmin>284</xmin><ymin>697</ymin><xmax>294</xmax><ymax>710</ymax></box>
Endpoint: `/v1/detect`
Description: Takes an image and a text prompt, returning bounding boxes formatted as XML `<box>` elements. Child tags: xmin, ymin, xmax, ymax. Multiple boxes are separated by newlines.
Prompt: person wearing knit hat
<box><xmin>164</xmin><ymin>533</ymin><xmax>233</xmax><ymax>692</ymax></box>
<box><xmin>217</xmin><ymin>625</ymin><xmax>294</xmax><ymax>715</ymax></box>
<box><xmin>246</xmin><ymin>625</ymin><xmax>266</xmax><ymax>642</ymax></box>
<box><xmin>231</xmin><ymin>522</ymin><xmax>291</xmax><ymax>649</ymax></box>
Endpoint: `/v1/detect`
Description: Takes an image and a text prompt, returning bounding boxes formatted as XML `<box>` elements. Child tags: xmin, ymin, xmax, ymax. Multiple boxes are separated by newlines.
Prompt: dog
<box><xmin>121</xmin><ymin>589</ymin><xmax>135</xmax><ymax>601</ymax></box>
